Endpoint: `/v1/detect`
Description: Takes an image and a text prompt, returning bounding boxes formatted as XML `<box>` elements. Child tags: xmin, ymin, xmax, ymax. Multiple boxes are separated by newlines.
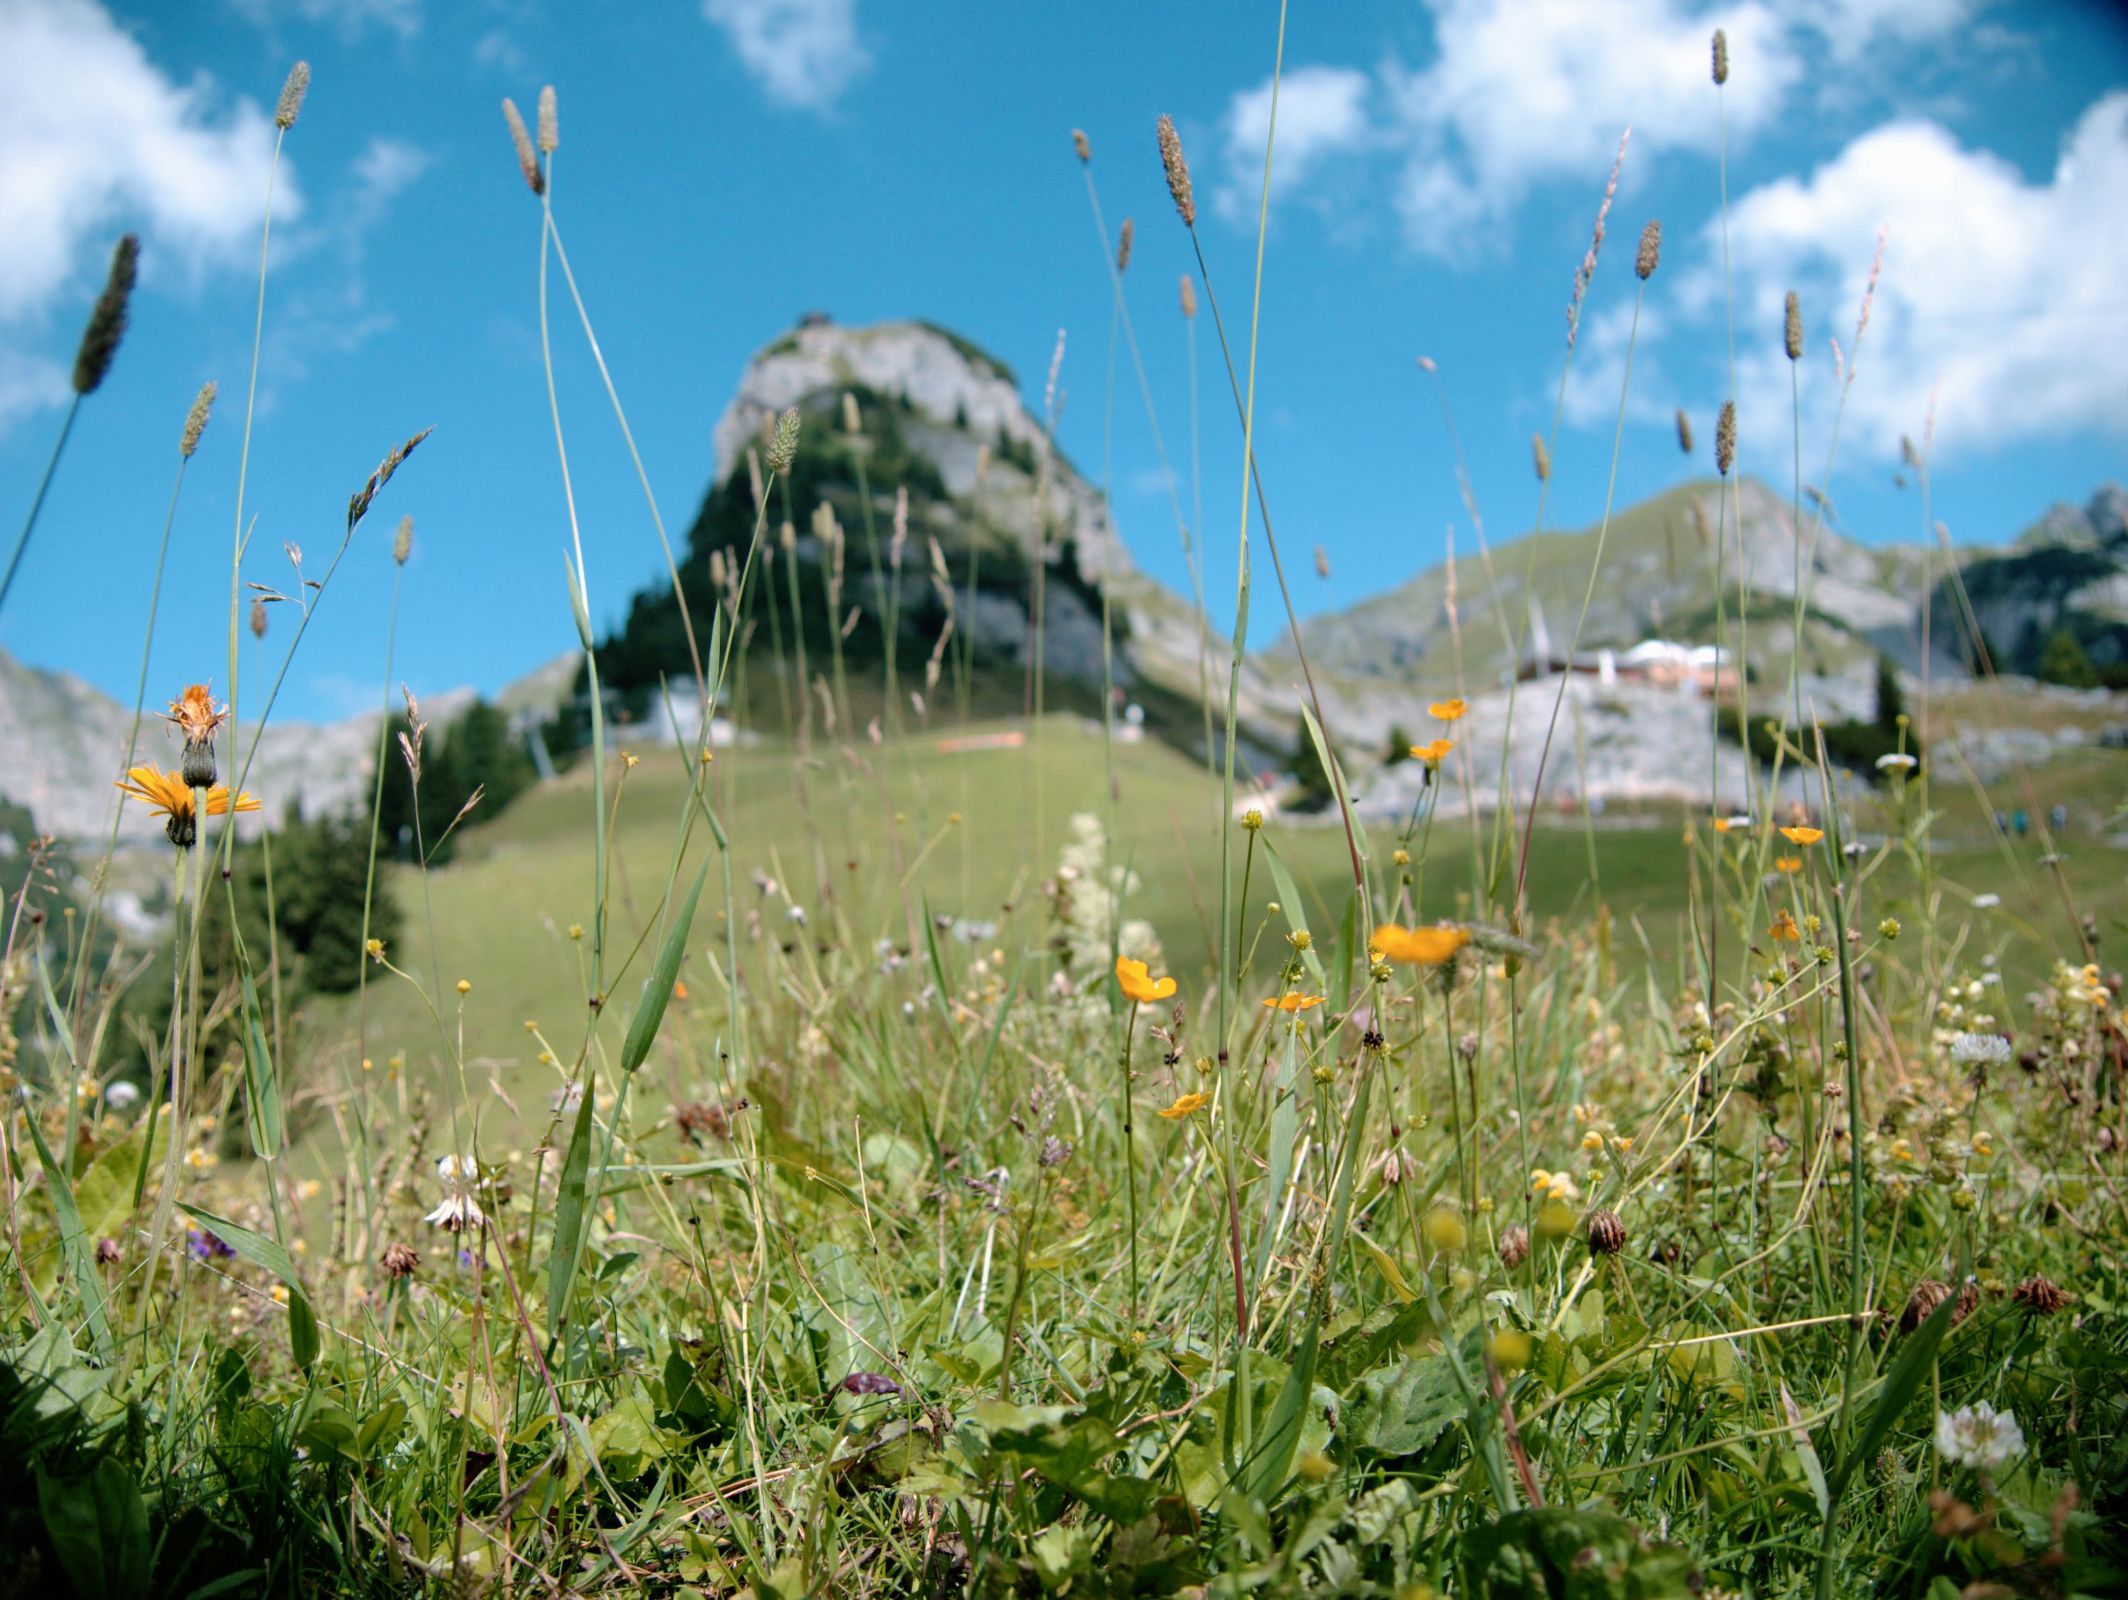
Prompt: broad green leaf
<box><xmin>546</xmin><ymin>1068</ymin><xmax>599</xmax><ymax>1340</ymax></box>
<box><xmin>178</xmin><ymin>1202</ymin><xmax>318</xmax><ymax>1371</ymax></box>
<box><xmin>1346</xmin><ymin>1355</ymin><xmax>1461</xmax><ymax>1457</ymax></box>
<box><xmin>1827</xmin><ymin>1281</ymin><xmax>1961</xmax><ymax>1503</ymax></box>
<box><xmin>23</xmin><ymin>1110</ymin><xmax>113</xmax><ymax>1364</ymax></box>
<box><xmin>237</xmin><ymin>962</ymin><xmax>284</xmax><ymax>1161</ymax></box>
<box><xmin>36</xmin><ymin>1457</ymin><xmax>150</xmax><ymax>1600</ymax></box>
<box><xmin>620</xmin><ymin>857</ymin><xmax>710</xmax><ymax>1076</ymax></box>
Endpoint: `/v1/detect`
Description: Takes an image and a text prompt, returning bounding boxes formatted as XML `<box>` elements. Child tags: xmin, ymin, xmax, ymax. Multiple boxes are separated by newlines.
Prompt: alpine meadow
<box><xmin>5</xmin><ymin>7</ymin><xmax>2128</xmax><ymax>1599</ymax></box>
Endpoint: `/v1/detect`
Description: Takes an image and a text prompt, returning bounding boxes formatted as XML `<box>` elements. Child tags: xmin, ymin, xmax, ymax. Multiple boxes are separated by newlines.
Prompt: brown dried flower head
<box><xmin>1899</xmin><ymin>1278</ymin><xmax>1950</xmax><ymax>1333</ymax></box>
<box><xmin>1498</xmin><ymin>1224</ymin><xmax>1530</xmax><ymax>1270</ymax></box>
<box><xmin>180</xmin><ymin>380</ymin><xmax>216</xmax><ymax>458</ymax></box>
<box><xmin>502</xmin><ymin>98</ymin><xmax>543</xmax><ymax>196</ymax></box>
<box><xmin>380</xmin><ymin>1241</ymin><xmax>419</xmax><ymax>1278</ymax></box>
<box><xmin>1715</xmin><ymin>400</ymin><xmax>1737</xmax><ymax>476</ymax></box>
<box><xmin>1675</xmin><ymin>407</ymin><xmax>1694</xmax><ymax>455</ymax></box>
<box><xmin>1784</xmin><ymin>290</ymin><xmax>1803</xmax><ymax>361</ymax></box>
<box><xmin>1586</xmin><ymin>1209</ymin><xmax>1628</xmax><ymax>1257</ymax></box>
<box><xmin>1115</xmin><ymin>218</ymin><xmax>1133</xmax><ymax>275</ymax></box>
<box><xmin>537</xmin><ymin>85</ymin><xmax>558</xmax><ymax>154</ymax></box>
<box><xmin>2012</xmin><ymin>1274</ymin><xmax>2069</xmax><ymax>1315</ymax></box>
<box><xmin>165</xmin><ymin>684</ymin><xmax>228</xmax><ymax>788</ymax></box>
<box><xmin>1712</xmin><ymin>29</ymin><xmax>1729</xmax><ymax>85</ymax></box>
<box><xmin>1179</xmin><ymin>274</ymin><xmax>1196</xmax><ymax>319</ymax></box>
<box><xmin>276</xmin><ymin>61</ymin><xmax>311</xmax><ymax>130</ymax></box>
<box><xmin>1071</xmin><ymin>128</ymin><xmax>1090</xmax><ymax>164</ymax></box>
<box><xmin>1157</xmin><ymin>114</ymin><xmax>1195</xmax><ymax>226</ymax></box>
<box><xmin>1636</xmin><ymin>219</ymin><xmax>1661</xmax><ymax>280</ymax></box>
<box><xmin>73</xmin><ymin>234</ymin><xmax>140</xmax><ymax>396</ymax></box>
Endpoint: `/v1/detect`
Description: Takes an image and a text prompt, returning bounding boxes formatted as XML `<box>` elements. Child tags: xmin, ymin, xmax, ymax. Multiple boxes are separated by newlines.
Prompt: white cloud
<box><xmin>0</xmin><ymin>0</ymin><xmax>295</xmax><ymax>326</ymax></box>
<box><xmin>702</xmin><ymin>0</ymin><xmax>868</xmax><ymax>112</ymax></box>
<box><xmin>1708</xmin><ymin>93</ymin><xmax>2128</xmax><ymax>464</ymax></box>
<box><xmin>1216</xmin><ymin>0</ymin><xmax>1976</xmax><ymax>258</ymax></box>
<box><xmin>0</xmin><ymin>349</ymin><xmax>68</xmax><ymax>433</ymax></box>
<box><xmin>1217</xmin><ymin>65</ymin><xmax>1374</xmax><ymax>221</ymax></box>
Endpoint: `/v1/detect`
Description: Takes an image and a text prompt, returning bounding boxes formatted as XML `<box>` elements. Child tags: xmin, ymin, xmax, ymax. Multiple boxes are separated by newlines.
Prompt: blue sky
<box><xmin>1</xmin><ymin>0</ymin><xmax>2124</xmax><ymax>722</ymax></box>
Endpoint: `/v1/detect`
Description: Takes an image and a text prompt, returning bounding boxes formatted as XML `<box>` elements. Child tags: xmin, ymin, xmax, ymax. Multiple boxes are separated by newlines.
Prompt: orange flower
<box><xmin>1370</xmin><ymin>923</ymin><xmax>1471</xmax><ymax>966</ymax></box>
<box><xmin>1779</xmin><ymin>825</ymin><xmax>1824</xmax><ymax>846</ymax></box>
<box><xmin>1428</xmin><ymin>698</ymin><xmax>1467</xmax><ymax>723</ymax></box>
<box><xmin>115</xmin><ymin>765</ymin><xmax>260</xmax><ymax>848</ymax></box>
<box><xmin>1768</xmin><ymin>909</ymin><xmax>1800</xmax><ymax>942</ymax></box>
<box><xmin>164</xmin><ymin>683</ymin><xmax>226</xmax><ymax>742</ymax></box>
<box><xmin>1115</xmin><ymin>955</ymin><xmax>1177</xmax><ymax>1005</ymax></box>
<box><xmin>1262</xmin><ymin>993</ymin><xmax>1326</xmax><ymax>1012</ymax></box>
<box><xmin>1157</xmin><ymin>1091</ymin><xmax>1210</xmax><ymax>1119</ymax></box>
<box><xmin>1775</xmin><ymin>855</ymin><xmax>1802</xmax><ymax>874</ymax></box>
<box><xmin>1410</xmin><ymin>738</ymin><xmax>1456</xmax><ymax>765</ymax></box>
<box><xmin>163</xmin><ymin>683</ymin><xmax>229</xmax><ymax>786</ymax></box>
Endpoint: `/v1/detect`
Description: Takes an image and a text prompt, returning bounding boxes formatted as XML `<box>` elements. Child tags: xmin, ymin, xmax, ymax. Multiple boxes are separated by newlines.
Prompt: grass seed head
<box><xmin>1071</xmin><ymin>127</ymin><xmax>1090</xmax><ymax>164</ymax></box>
<box><xmin>1716</xmin><ymin>401</ymin><xmax>1737</xmax><ymax>476</ymax></box>
<box><xmin>1115</xmin><ymin>217</ymin><xmax>1133</xmax><ymax>275</ymax></box>
<box><xmin>1712</xmin><ymin>28</ymin><xmax>1729</xmax><ymax>84</ymax></box>
<box><xmin>393</xmin><ymin>514</ymin><xmax>412</xmax><ymax>566</ymax></box>
<box><xmin>1179</xmin><ymin>274</ymin><xmax>1196</xmax><ymax>318</ymax></box>
<box><xmin>180</xmin><ymin>380</ymin><xmax>216</xmax><ymax>458</ymax></box>
<box><xmin>249</xmin><ymin>597</ymin><xmax>267</xmax><ymax>640</ymax></box>
<box><xmin>72</xmin><ymin>234</ymin><xmax>139</xmax><ymax>396</ymax></box>
<box><xmin>1636</xmin><ymin>219</ymin><xmax>1661</xmax><ymax>280</ymax></box>
<box><xmin>1532</xmin><ymin>432</ymin><xmax>1551</xmax><ymax>483</ymax></box>
<box><xmin>1157</xmin><ymin>113</ymin><xmax>1194</xmax><ymax>226</ymax></box>
<box><xmin>275</xmin><ymin>61</ymin><xmax>311</xmax><ymax>129</ymax></box>
<box><xmin>1675</xmin><ymin>407</ymin><xmax>1694</xmax><ymax>454</ymax></box>
<box><xmin>502</xmin><ymin>98</ymin><xmax>544</xmax><ymax>195</ymax></box>
<box><xmin>1785</xmin><ymin>290</ymin><xmax>1803</xmax><ymax>361</ymax></box>
<box><xmin>767</xmin><ymin>405</ymin><xmax>802</xmax><ymax>471</ymax></box>
<box><xmin>537</xmin><ymin>85</ymin><xmax>558</xmax><ymax>153</ymax></box>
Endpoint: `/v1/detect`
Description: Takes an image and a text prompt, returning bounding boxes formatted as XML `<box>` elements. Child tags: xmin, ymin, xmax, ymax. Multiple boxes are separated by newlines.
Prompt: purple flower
<box><xmin>188</xmin><ymin>1228</ymin><xmax>235</xmax><ymax>1262</ymax></box>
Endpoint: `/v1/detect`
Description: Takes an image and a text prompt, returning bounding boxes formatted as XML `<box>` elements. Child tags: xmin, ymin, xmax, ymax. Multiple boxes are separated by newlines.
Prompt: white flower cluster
<box><xmin>1050</xmin><ymin>812</ymin><xmax>1161</xmax><ymax>1026</ymax></box>
<box><xmin>1934</xmin><ymin>1402</ymin><xmax>2024</xmax><ymax>1471</ymax></box>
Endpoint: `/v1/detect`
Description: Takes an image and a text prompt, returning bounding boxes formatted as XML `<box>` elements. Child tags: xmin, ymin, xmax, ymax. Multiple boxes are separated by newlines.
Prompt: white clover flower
<box><xmin>426</xmin><ymin>1154</ymin><xmax>487</xmax><ymax>1232</ymax></box>
<box><xmin>1935</xmin><ymin>1402</ymin><xmax>2024</xmax><ymax>1470</ymax></box>
<box><xmin>104</xmin><ymin>1080</ymin><xmax>142</xmax><ymax>1110</ymax></box>
<box><xmin>1948</xmin><ymin>1032</ymin><xmax>2011</xmax><ymax>1065</ymax></box>
<box><xmin>1875</xmin><ymin>752</ymin><xmax>1917</xmax><ymax>773</ymax></box>
<box><xmin>1972</xmin><ymin>893</ymin><xmax>2001</xmax><ymax>910</ymax></box>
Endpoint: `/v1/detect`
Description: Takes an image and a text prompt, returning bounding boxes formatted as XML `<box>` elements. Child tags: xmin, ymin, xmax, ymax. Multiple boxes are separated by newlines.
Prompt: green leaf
<box><xmin>1827</xmin><ymin>1282</ymin><xmax>1961</xmax><ymax>1503</ymax></box>
<box><xmin>1463</xmin><ymin>1507</ymin><xmax>1700</xmax><ymax>1598</ymax></box>
<box><xmin>1261</xmin><ymin>841</ymin><xmax>1328</xmax><ymax>990</ymax></box>
<box><xmin>546</xmin><ymin>1067</ymin><xmax>600</xmax><ymax>1340</ymax></box>
<box><xmin>620</xmin><ymin>858</ymin><xmax>710</xmax><ymax>1076</ymax></box>
<box><xmin>1248</xmin><ymin>1321</ymin><xmax>1323</xmax><ymax>1503</ymax></box>
<box><xmin>36</xmin><ymin>1458</ymin><xmax>151</xmax><ymax>1600</ymax></box>
<box><xmin>22</xmin><ymin>1110</ymin><xmax>113</xmax><ymax>1364</ymax></box>
<box><xmin>1346</xmin><ymin>1355</ymin><xmax>1461</xmax><ymax>1456</ymax></box>
<box><xmin>177</xmin><ymin>1202</ymin><xmax>318</xmax><ymax>1370</ymax></box>
<box><xmin>237</xmin><ymin>961</ymin><xmax>284</xmax><ymax>1161</ymax></box>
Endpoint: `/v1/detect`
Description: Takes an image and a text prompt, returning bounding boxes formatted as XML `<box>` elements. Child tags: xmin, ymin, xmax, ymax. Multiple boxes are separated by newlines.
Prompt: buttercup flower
<box><xmin>1410</xmin><ymin>738</ymin><xmax>1455</xmax><ymax>765</ymax></box>
<box><xmin>1115</xmin><ymin>955</ymin><xmax>1177</xmax><ymax>1004</ymax></box>
<box><xmin>1157</xmin><ymin>1091</ymin><xmax>1210</xmax><ymax>1119</ymax></box>
<box><xmin>1780</xmin><ymin>825</ymin><xmax>1825</xmax><ymax>846</ymax></box>
<box><xmin>1262</xmin><ymin>993</ymin><xmax>1326</xmax><ymax>1012</ymax></box>
<box><xmin>1429</xmin><ymin>698</ymin><xmax>1467</xmax><ymax>723</ymax></box>
<box><xmin>115</xmin><ymin>765</ymin><xmax>261</xmax><ymax>848</ymax></box>
<box><xmin>1934</xmin><ymin>1403</ymin><xmax>2024</xmax><ymax>1471</ymax></box>
<box><xmin>1775</xmin><ymin>855</ymin><xmax>1802</xmax><ymax>874</ymax></box>
<box><xmin>1768</xmin><ymin>910</ymin><xmax>1801</xmax><ymax>942</ymax></box>
<box><xmin>1371</xmin><ymin>923</ymin><xmax>1470</xmax><ymax>966</ymax></box>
